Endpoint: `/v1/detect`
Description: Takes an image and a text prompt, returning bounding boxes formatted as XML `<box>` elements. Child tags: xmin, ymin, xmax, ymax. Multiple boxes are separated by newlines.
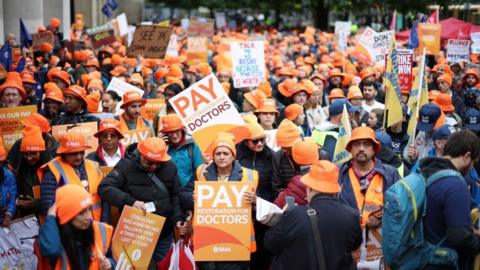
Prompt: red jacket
<box><xmin>274</xmin><ymin>175</ymin><xmax>307</xmax><ymax>208</ymax></box>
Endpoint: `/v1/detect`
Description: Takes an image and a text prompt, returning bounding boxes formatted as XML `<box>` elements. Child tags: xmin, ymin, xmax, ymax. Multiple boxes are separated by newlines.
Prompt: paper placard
<box><xmin>166</xmin><ymin>34</ymin><xmax>178</xmax><ymax>57</ymax></box>
<box><xmin>193</xmin><ymin>182</ymin><xmax>252</xmax><ymax>261</ymax></box>
<box><xmin>127</xmin><ymin>25</ymin><xmax>173</xmax><ymax>59</ymax></box>
<box><xmin>117</xmin><ymin>13</ymin><xmax>129</xmax><ymax>36</ymax></box>
<box><xmin>0</xmin><ymin>215</ymin><xmax>39</xmax><ymax>269</ymax></box>
<box><xmin>121</xmin><ymin>128</ymin><xmax>152</xmax><ymax>146</ymax></box>
<box><xmin>418</xmin><ymin>23</ymin><xmax>441</xmax><ymax>56</ymax></box>
<box><xmin>0</xmin><ymin>105</ymin><xmax>37</xmax><ymax>150</ymax></box>
<box><xmin>396</xmin><ymin>49</ymin><xmax>414</xmax><ymax>94</ymax></box>
<box><xmin>51</xmin><ymin>122</ymin><xmax>98</xmax><ymax>155</ymax></box>
<box><xmin>231</xmin><ymin>41</ymin><xmax>266</xmax><ymax>88</ymax></box>
<box><xmin>88</xmin><ymin>29</ymin><xmax>115</xmax><ymax>49</ymax></box>
<box><xmin>471</xmin><ymin>32</ymin><xmax>480</xmax><ymax>54</ymax></box>
<box><xmin>187</xmin><ymin>36</ymin><xmax>209</xmax><ymax>66</ymax></box>
<box><xmin>446</xmin><ymin>39</ymin><xmax>471</xmax><ymax>63</ymax></box>
<box><xmin>140</xmin><ymin>98</ymin><xmax>166</xmax><ymax>123</ymax></box>
<box><xmin>188</xmin><ymin>18</ymin><xmax>214</xmax><ymax>37</ymax></box>
<box><xmin>106</xmin><ymin>77</ymin><xmax>144</xmax><ymax>108</ymax></box>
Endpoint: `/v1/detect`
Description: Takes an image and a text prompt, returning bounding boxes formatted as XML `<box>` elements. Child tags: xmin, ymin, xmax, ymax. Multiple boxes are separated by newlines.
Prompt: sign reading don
<box><xmin>194</xmin><ymin>182</ymin><xmax>252</xmax><ymax>261</ymax></box>
<box><xmin>169</xmin><ymin>73</ymin><xmax>247</xmax><ymax>151</ymax></box>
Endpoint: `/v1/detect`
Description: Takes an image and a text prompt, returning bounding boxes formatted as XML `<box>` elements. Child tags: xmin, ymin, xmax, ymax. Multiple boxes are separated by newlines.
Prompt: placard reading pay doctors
<box><xmin>193</xmin><ymin>182</ymin><xmax>253</xmax><ymax>261</ymax></box>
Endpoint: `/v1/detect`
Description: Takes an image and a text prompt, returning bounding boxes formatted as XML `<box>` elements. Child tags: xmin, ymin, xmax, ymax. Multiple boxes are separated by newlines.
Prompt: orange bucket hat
<box><xmin>167</xmin><ymin>64</ymin><xmax>183</xmax><ymax>78</ymax></box>
<box><xmin>94</xmin><ymin>118</ymin><xmax>124</xmax><ymax>139</ymax></box>
<box><xmin>50</xmin><ymin>18</ymin><xmax>61</xmax><ymax>28</ymax></box>
<box><xmin>20</xmin><ymin>125</ymin><xmax>45</xmax><ymax>152</ymax></box>
<box><xmin>301</xmin><ymin>160</ymin><xmax>341</xmax><ymax>193</ymax></box>
<box><xmin>244</xmin><ymin>90</ymin><xmax>267</xmax><ymax>109</ymax></box>
<box><xmin>292</xmin><ymin>137</ymin><xmax>319</xmax><ymax>165</ymax></box>
<box><xmin>48</xmin><ymin>68</ymin><xmax>71</xmax><ymax>86</ymax></box>
<box><xmin>428</xmin><ymin>90</ymin><xmax>441</xmax><ymax>102</ymax></box>
<box><xmin>56</xmin><ymin>185</ymin><xmax>93</xmax><ymax>225</ymax></box>
<box><xmin>22</xmin><ymin>113</ymin><xmax>51</xmax><ymax>133</ymax></box>
<box><xmin>243</xmin><ymin>116</ymin><xmax>265</xmax><ymax>139</ymax></box>
<box><xmin>255</xmin><ymin>99</ymin><xmax>279</xmax><ymax>115</ymax></box>
<box><xmin>129</xmin><ymin>73</ymin><xmax>144</xmax><ymax>87</ymax></box>
<box><xmin>257</xmin><ymin>81</ymin><xmax>272</xmax><ymax>97</ymax></box>
<box><xmin>87</xmin><ymin>79</ymin><xmax>104</xmax><ymax>92</ymax></box>
<box><xmin>433</xmin><ymin>93</ymin><xmax>455</xmax><ymax>113</ymax></box>
<box><xmin>138</xmin><ymin>137</ymin><xmax>171</xmax><ymax>162</ymax></box>
<box><xmin>437</xmin><ymin>73</ymin><xmax>452</xmax><ymax>86</ymax></box>
<box><xmin>328</xmin><ymin>68</ymin><xmax>344</xmax><ymax>80</ymax></box>
<box><xmin>328</xmin><ymin>88</ymin><xmax>346</xmax><ymax>100</ymax></box>
<box><xmin>57</xmin><ymin>132</ymin><xmax>91</xmax><ymax>154</ymax></box>
<box><xmin>197</xmin><ymin>62</ymin><xmax>212</xmax><ymax>77</ymax></box>
<box><xmin>277</xmin><ymin>79</ymin><xmax>298</xmax><ymax>98</ymax></box>
<box><xmin>166</xmin><ymin>76</ymin><xmax>185</xmax><ymax>88</ymax></box>
<box><xmin>208</xmin><ymin>132</ymin><xmax>237</xmax><ymax>157</ymax></box>
<box><xmin>20</xmin><ymin>71</ymin><xmax>36</xmax><ymax>85</ymax></box>
<box><xmin>284</xmin><ymin>103</ymin><xmax>304</xmax><ymax>121</ymax></box>
<box><xmin>360</xmin><ymin>68</ymin><xmax>375</xmax><ymax>81</ymax></box>
<box><xmin>121</xmin><ymin>91</ymin><xmax>146</xmax><ymax>109</ymax></box>
<box><xmin>63</xmin><ymin>85</ymin><xmax>88</xmax><ymax>105</ymax></box>
<box><xmin>160</xmin><ymin>114</ymin><xmax>184</xmax><ymax>133</ymax></box>
<box><xmin>346</xmin><ymin>125</ymin><xmax>381</xmax><ymax>153</ymax></box>
<box><xmin>110</xmin><ymin>66</ymin><xmax>128</xmax><ymax>77</ymax></box>
<box><xmin>463</xmin><ymin>68</ymin><xmax>479</xmax><ymax>81</ymax></box>
<box><xmin>44</xmin><ymin>82</ymin><xmax>65</xmax><ymax>104</ymax></box>
<box><xmin>276</xmin><ymin>119</ymin><xmax>301</xmax><ymax>148</ymax></box>
<box><xmin>347</xmin><ymin>86</ymin><xmax>363</xmax><ymax>100</ymax></box>
<box><xmin>0</xmin><ymin>72</ymin><xmax>26</xmax><ymax>98</ymax></box>
<box><xmin>154</xmin><ymin>67</ymin><xmax>168</xmax><ymax>82</ymax></box>
<box><xmin>85</xmin><ymin>92</ymin><xmax>100</xmax><ymax>113</ymax></box>
<box><xmin>85</xmin><ymin>59</ymin><xmax>100</xmax><ymax>70</ymax></box>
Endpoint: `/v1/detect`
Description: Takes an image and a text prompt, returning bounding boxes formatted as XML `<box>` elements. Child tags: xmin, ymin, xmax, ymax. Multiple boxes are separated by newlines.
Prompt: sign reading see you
<box><xmin>128</xmin><ymin>25</ymin><xmax>173</xmax><ymax>59</ymax></box>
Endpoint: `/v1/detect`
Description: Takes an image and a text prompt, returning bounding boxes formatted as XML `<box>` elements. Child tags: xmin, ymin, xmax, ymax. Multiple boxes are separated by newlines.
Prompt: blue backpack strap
<box><xmin>426</xmin><ymin>169</ymin><xmax>462</xmax><ymax>187</ymax></box>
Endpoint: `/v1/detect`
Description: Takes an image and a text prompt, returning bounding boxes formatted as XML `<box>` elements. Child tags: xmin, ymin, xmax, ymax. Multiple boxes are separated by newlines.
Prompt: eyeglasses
<box><xmin>250</xmin><ymin>137</ymin><xmax>266</xmax><ymax>145</ymax></box>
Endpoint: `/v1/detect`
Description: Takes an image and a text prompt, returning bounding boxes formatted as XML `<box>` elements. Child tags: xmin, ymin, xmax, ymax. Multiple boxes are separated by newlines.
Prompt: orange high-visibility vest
<box><xmin>119</xmin><ymin>113</ymin><xmax>147</xmax><ymax>131</ymax></box>
<box><xmin>348</xmin><ymin>168</ymin><xmax>384</xmax><ymax>225</ymax></box>
<box><xmin>37</xmin><ymin>157</ymin><xmax>103</xmax><ymax>222</ymax></box>
<box><xmin>54</xmin><ymin>221</ymin><xmax>113</xmax><ymax>270</ymax></box>
<box><xmin>196</xmin><ymin>164</ymin><xmax>258</xmax><ymax>252</ymax></box>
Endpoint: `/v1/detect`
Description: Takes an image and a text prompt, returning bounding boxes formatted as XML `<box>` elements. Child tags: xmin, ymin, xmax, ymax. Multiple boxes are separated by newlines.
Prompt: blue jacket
<box><xmin>337</xmin><ymin>159</ymin><xmax>400</xmax><ymax>210</ymax></box>
<box><xmin>167</xmin><ymin>140</ymin><xmax>203</xmax><ymax>187</ymax></box>
<box><xmin>0</xmin><ymin>165</ymin><xmax>17</xmax><ymax>223</ymax></box>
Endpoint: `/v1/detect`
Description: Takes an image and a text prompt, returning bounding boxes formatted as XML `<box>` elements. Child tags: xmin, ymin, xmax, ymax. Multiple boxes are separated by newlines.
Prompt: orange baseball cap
<box><xmin>292</xmin><ymin>137</ymin><xmax>319</xmax><ymax>165</ymax></box>
<box><xmin>301</xmin><ymin>160</ymin><xmax>340</xmax><ymax>193</ymax></box>
<box><xmin>44</xmin><ymin>82</ymin><xmax>65</xmax><ymax>104</ymax></box>
<box><xmin>284</xmin><ymin>103</ymin><xmax>304</xmax><ymax>121</ymax></box>
<box><xmin>56</xmin><ymin>185</ymin><xmax>93</xmax><ymax>225</ymax></box>
<box><xmin>63</xmin><ymin>85</ymin><xmax>88</xmax><ymax>105</ymax></box>
<box><xmin>22</xmin><ymin>113</ymin><xmax>51</xmax><ymax>133</ymax></box>
<box><xmin>20</xmin><ymin>125</ymin><xmax>45</xmax><ymax>152</ymax></box>
<box><xmin>137</xmin><ymin>137</ymin><xmax>171</xmax><ymax>162</ymax></box>
<box><xmin>346</xmin><ymin>125</ymin><xmax>381</xmax><ymax>153</ymax></box>
<box><xmin>433</xmin><ymin>93</ymin><xmax>455</xmax><ymax>113</ymax></box>
<box><xmin>94</xmin><ymin>118</ymin><xmax>124</xmax><ymax>139</ymax></box>
<box><xmin>57</xmin><ymin>132</ymin><xmax>91</xmax><ymax>154</ymax></box>
<box><xmin>121</xmin><ymin>91</ymin><xmax>146</xmax><ymax>109</ymax></box>
<box><xmin>161</xmin><ymin>114</ymin><xmax>184</xmax><ymax>133</ymax></box>
<box><xmin>255</xmin><ymin>99</ymin><xmax>279</xmax><ymax>115</ymax></box>
<box><xmin>276</xmin><ymin>119</ymin><xmax>301</xmax><ymax>148</ymax></box>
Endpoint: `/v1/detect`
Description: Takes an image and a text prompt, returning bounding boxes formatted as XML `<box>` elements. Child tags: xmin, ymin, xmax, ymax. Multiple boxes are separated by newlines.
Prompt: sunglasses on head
<box><xmin>250</xmin><ymin>137</ymin><xmax>266</xmax><ymax>145</ymax></box>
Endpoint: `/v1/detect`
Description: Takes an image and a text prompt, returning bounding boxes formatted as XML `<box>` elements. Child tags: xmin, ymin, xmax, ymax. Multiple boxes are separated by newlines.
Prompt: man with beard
<box><xmin>421</xmin><ymin>130</ymin><xmax>480</xmax><ymax>270</ymax></box>
<box><xmin>337</xmin><ymin>125</ymin><xmax>400</xmax><ymax>261</ymax></box>
<box><xmin>115</xmin><ymin>91</ymin><xmax>152</xmax><ymax>133</ymax></box>
<box><xmin>361</xmin><ymin>81</ymin><xmax>384</xmax><ymax>113</ymax></box>
<box><xmin>51</xmin><ymin>85</ymin><xmax>100</xmax><ymax>125</ymax></box>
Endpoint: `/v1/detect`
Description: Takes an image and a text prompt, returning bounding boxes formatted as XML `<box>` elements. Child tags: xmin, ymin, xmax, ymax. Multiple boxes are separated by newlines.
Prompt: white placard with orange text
<box><xmin>168</xmin><ymin>73</ymin><xmax>247</xmax><ymax>152</ymax></box>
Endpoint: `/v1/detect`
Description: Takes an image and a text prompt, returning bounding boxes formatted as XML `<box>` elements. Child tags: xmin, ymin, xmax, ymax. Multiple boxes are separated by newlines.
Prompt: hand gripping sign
<box><xmin>169</xmin><ymin>73</ymin><xmax>249</xmax><ymax>152</ymax></box>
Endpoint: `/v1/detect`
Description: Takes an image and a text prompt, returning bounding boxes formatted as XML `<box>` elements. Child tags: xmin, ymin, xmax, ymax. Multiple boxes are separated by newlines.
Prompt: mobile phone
<box><xmin>145</xmin><ymin>202</ymin><xmax>156</xmax><ymax>213</ymax></box>
<box><xmin>286</xmin><ymin>196</ymin><xmax>295</xmax><ymax>208</ymax></box>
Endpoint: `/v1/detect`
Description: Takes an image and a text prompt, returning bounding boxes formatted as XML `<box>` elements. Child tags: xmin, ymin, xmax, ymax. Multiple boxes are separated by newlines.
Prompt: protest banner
<box><xmin>215</xmin><ymin>12</ymin><xmax>227</xmax><ymax>29</ymax></box>
<box><xmin>127</xmin><ymin>25</ymin><xmax>173</xmax><ymax>59</ymax></box>
<box><xmin>335</xmin><ymin>21</ymin><xmax>351</xmax><ymax>52</ymax></box>
<box><xmin>32</xmin><ymin>31</ymin><xmax>55</xmax><ymax>50</ymax></box>
<box><xmin>0</xmin><ymin>105</ymin><xmax>36</xmax><ymax>150</ymax></box>
<box><xmin>169</xmin><ymin>73</ymin><xmax>248</xmax><ymax>152</ymax></box>
<box><xmin>396</xmin><ymin>49</ymin><xmax>414</xmax><ymax>94</ymax></box>
<box><xmin>187</xmin><ymin>36</ymin><xmax>209</xmax><ymax>65</ymax></box>
<box><xmin>188</xmin><ymin>17</ymin><xmax>215</xmax><ymax>37</ymax></box>
<box><xmin>418</xmin><ymin>23</ymin><xmax>441</xmax><ymax>55</ymax></box>
<box><xmin>51</xmin><ymin>122</ymin><xmax>98</xmax><ymax>155</ymax></box>
<box><xmin>112</xmin><ymin>206</ymin><xmax>166</xmax><ymax>270</ymax></box>
<box><xmin>88</xmin><ymin>29</ymin><xmax>115</xmax><ymax>49</ymax></box>
<box><xmin>471</xmin><ymin>32</ymin><xmax>480</xmax><ymax>54</ymax></box>
<box><xmin>446</xmin><ymin>39</ymin><xmax>471</xmax><ymax>63</ymax></box>
<box><xmin>333</xmin><ymin>105</ymin><xmax>352</xmax><ymax>164</ymax></box>
<box><xmin>140</xmin><ymin>98</ymin><xmax>166</xmax><ymax>123</ymax></box>
<box><xmin>231</xmin><ymin>41</ymin><xmax>266</xmax><ymax>88</ymax></box>
<box><xmin>166</xmin><ymin>34</ymin><xmax>179</xmax><ymax>57</ymax></box>
<box><xmin>106</xmin><ymin>77</ymin><xmax>144</xmax><ymax>108</ymax></box>
<box><xmin>359</xmin><ymin>27</ymin><xmax>394</xmax><ymax>65</ymax></box>
<box><xmin>194</xmin><ymin>182</ymin><xmax>253</xmax><ymax>261</ymax></box>
<box><xmin>353</xmin><ymin>228</ymin><xmax>383</xmax><ymax>263</ymax></box>
<box><xmin>264</xmin><ymin>129</ymin><xmax>279</xmax><ymax>152</ymax></box>
<box><xmin>121</xmin><ymin>128</ymin><xmax>152</xmax><ymax>146</ymax></box>
<box><xmin>383</xmin><ymin>43</ymin><xmax>404</xmax><ymax>128</ymax></box>
<box><xmin>0</xmin><ymin>215</ymin><xmax>39</xmax><ymax>269</ymax></box>
<box><xmin>117</xmin><ymin>13</ymin><xmax>129</xmax><ymax>36</ymax></box>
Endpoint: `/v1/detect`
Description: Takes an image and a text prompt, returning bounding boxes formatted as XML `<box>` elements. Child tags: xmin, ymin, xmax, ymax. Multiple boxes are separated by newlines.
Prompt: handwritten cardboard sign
<box><xmin>446</xmin><ymin>39</ymin><xmax>471</xmax><ymax>63</ymax></box>
<box><xmin>32</xmin><ymin>31</ymin><xmax>55</xmax><ymax>51</ymax></box>
<box><xmin>0</xmin><ymin>105</ymin><xmax>37</xmax><ymax>150</ymax></box>
<box><xmin>231</xmin><ymin>41</ymin><xmax>266</xmax><ymax>88</ymax></box>
<box><xmin>127</xmin><ymin>25</ymin><xmax>173</xmax><ymax>59</ymax></box>
<box><xmin>112</xmin><ymin>206</ymin><xmax>165</xmax><ymax>269</ymax></box>
<box><xmin>194</xmin><ymin>182</ymin><xmax>252</xmax><ymax>261</ymax></box>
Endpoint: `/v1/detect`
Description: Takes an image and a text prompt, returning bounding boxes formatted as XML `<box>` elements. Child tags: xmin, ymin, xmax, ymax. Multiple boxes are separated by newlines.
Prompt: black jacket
<box><xmin>98</xmin><ymin>144</ymin><xmax>184</xmax><ymax>238</ymax></box>
<box><xmin>236</xmin><ymin>143</ymin><xmax>275</xmax><ymax>202</ymax></box>
<box><xmin>272</xmin><ymin>151</ymin><xmax>300</xmax><ymax>195</ymax></box>
<box><xmin>265</xmin><ymin>195</ymin><xmax>362</xmax><ymax>270</ymax></box>
<box><xmin>51</xmin><ymin>110</ymin><xmax>100</xmax><ymax>126</ymax></box>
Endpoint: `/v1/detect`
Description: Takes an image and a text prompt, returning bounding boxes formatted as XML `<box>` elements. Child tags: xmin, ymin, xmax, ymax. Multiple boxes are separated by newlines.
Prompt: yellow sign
<box><xmin>193</xmin><ymin>181</ymin><xmax>252</xmax><ymax>261</ymax></box>
<box><xmin>112</xmin><ymin>206</ymin><xmax>166</xmax><ymax>269</ymax></box>
<box><xmin>0</xmin><ymin>105</ymin><xmax>37</xmax><ymax>150</ymax></box>
<box><xmin>120</xmin><ymin>128</ymin><xmax>152</xmax><ymax>146</ymax></box>
<box><xmin>140</xmin><ymin>98</ymin><xmax>165</xmax><ymax>123</ymax></box>
<box><xmin>51</xmin><ymin>122</ymin><xmax>98</xmax><ymax>155</ymax></box>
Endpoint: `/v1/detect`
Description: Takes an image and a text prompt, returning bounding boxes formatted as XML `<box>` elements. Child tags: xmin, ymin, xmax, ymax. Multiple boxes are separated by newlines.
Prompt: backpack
<box><xmin>382</xmin><ymin>169</ymin><xmax>461</xmax><ymax>270</ymax></box>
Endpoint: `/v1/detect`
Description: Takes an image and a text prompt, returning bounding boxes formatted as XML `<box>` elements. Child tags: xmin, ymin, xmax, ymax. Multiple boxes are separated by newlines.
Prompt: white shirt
<box><xmin>362</xmin><ymin>100</ymin><xmax>385</xmax><ymax>113</ymax></box>
<box><xmin>102</xmin><ymin>147</ymin><xmax>122</xmax><ymax>167</ymax></box>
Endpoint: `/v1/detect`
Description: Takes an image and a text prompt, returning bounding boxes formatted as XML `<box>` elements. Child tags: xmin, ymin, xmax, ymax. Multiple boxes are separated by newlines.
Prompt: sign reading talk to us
<box><xmin>231</xmin><ymin>41</ymin><xmax>266</xmax><ymax>88</ymax></box>
<box><xmin>127</xmin><ymin>25</ymin><xmax>173</xmax><ymax>59</ymax></box>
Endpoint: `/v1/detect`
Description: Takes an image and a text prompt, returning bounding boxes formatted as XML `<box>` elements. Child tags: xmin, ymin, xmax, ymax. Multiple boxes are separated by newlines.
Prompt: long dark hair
<box><xmin>59</xmin><ymin>221</ymin><xmax>94</xmax><ymax>270</ymax></box>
